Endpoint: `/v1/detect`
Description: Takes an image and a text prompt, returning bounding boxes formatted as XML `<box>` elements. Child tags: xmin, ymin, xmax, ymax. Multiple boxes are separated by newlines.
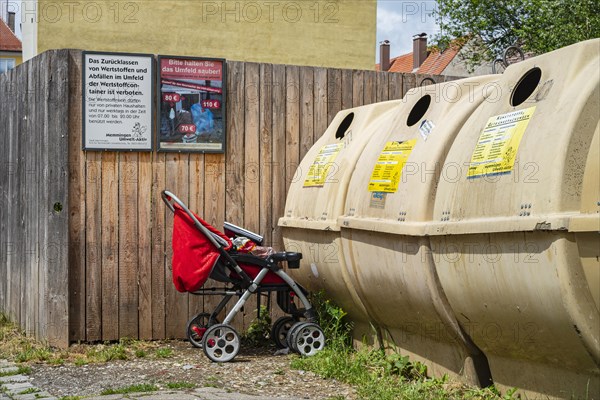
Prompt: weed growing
<box><xmin>0</xmin><ymin>313</ymin><xmax>176</xmax><ymax>367</ymax></box>
<box><xmin>166</xmin><ymin>381</ymin><xmax>196</xmax><ymax>389</ymax></box>
<box><xmin>100</xmin><ymin>383</ymin><xmax>159</xmax><ymax>395</ymax></box>
<box><xmin>244</xmin><ymin>305</ymin><xmax>272</xmax><ymax>346</ymax></box>
<box><xmin>290</xmin><ymin>292</ymin><xmax>515</xmax><ymax>400</ymax></box>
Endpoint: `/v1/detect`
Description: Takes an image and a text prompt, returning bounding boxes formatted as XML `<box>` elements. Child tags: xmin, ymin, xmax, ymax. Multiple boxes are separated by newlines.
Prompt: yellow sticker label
<box><xmin>467</xmin><ymin>107</ymin><xmax>536</xmax><ymax>179</ymax></box>
<box><xmin>303</xmin><ymin>143</ymin><xmax>344</xmax><ymax>187</ymax></box>
<box><xmin>368</xmin><ymin>140</ymin><xmax>417</xmax><ymax>193</ymax></box>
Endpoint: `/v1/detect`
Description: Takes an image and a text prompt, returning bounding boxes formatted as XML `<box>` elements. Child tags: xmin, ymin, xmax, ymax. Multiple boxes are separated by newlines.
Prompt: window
<box><xmin>0</xmin><ymin>58</ymin><xmax>16</xmax><ymax>74</ymax></box>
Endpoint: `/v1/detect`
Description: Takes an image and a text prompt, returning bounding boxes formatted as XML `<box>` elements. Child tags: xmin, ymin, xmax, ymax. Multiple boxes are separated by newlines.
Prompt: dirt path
<box><xmin>27</xmin><ymin>341</ymin><xmax>355</xmax><ymax>399</ymax></box>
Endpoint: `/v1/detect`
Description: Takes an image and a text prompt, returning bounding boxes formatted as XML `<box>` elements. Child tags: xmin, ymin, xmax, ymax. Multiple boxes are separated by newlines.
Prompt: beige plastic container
<box><xmin>428</xmin><ymin>39</ymin><xmax>599</xmax><ymax>398</ymax></box>
<box><xmin>280</xmin><ymin>101</ymin><xmax>402</xmax><ymax>339</ymax></box>
<box><xmin>338</xmin><ymin>76</ymin><xmax>498</xmax><ymax>385</ymax></box>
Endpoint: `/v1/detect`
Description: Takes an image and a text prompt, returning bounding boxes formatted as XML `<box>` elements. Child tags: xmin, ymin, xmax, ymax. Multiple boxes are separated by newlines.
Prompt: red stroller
<box><xmin>162</xmin><ymin>190</ymin><xmax>325</xmax><ymax>362</ymax></box>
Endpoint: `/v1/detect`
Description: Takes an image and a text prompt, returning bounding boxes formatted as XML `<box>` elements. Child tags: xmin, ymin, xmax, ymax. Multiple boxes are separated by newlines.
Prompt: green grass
<box><xmin>243</xmin><ymin>306</ymin><xmax>272</xmax><ymax>346</ymax></box>
<box><xmin>0</xmin><ymin>365</ymin><xmax>31</xmax><ymax>377</ymax></box>
<box><xmin>166</xmin><ymin>381</ymin><xmax>196</xmax><ymax>390</ymax></box>
<box><xmin>100</xmin><ymin>383</ymin><xmax>159</xmax><ymax>395</ymax></box>
<box><xmin>134</xmin><ymin>349</ymin><xmax>147</xmax><ymax>358</ymax></box>
<box><xmin>58</xmin><ymin>396</ymin><xmax>82</xmax><ymax>400</ymax></box>
<box><xmin>290</xmin><ymin>292</ymin><xmax>515</xmax><ymax>400</ymax></box>
<box><xmin>18</xmin><ymin>387</ymin><xmax>40</xmax><ymax>395</ymax></box>
<box><xmin>154</xmin><ymin>348</ymin><xmax>173</xmax><ymax>358</ymax></box>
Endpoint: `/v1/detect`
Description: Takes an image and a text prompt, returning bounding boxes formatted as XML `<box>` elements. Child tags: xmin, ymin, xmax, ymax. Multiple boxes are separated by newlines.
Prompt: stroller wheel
<box><xmin>286</xmin><ymin>321</ymin><xmax>306</xmax><ymax>353</ymax></box>
<box><xmin>186</xmin><ymin>313</ymin><xmax>219</xmax><ymax>348</ymax></box>
<box><xmin>271</xmin><ymin>316</ymin><xmax>298</xmax><ymax>349</ymax></box>
<box><xmin>202</xmin><ymin>324</ymin><xmax>241</xmax><ymax>362</ymax></box>
<box><xmin>287</xmin><ymin>322</ymin><xmax>325</xmax><ymax>357</ymax></box>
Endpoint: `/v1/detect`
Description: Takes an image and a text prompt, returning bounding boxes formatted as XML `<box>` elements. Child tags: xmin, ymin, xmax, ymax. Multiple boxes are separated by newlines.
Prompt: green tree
<box><xmin>433</xmin><ymin>0</ymin><xmax>600</xmax><ymax>70</ymax></box>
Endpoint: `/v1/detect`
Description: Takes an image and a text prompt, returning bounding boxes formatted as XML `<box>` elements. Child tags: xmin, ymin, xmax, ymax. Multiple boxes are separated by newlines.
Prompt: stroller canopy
<box><xmin>172</xmin><ymin>204</ymin><xmax>232</xmax><ymax>293</ymax></box>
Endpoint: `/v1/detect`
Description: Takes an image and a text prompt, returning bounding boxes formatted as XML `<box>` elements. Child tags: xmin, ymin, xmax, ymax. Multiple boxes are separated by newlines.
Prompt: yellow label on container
<box><xmin>467</xmin><ymin>107</ymin><xmax>536</xmax><ymax>179</ymax></box>
<box><xmin>368</xmin><ymin>140</ymin><xmax>417</xmax><ymax>193</ymax></box>
<box><xmin>303</xmin><ymin>143</ymin><xmax>344</xmax><ymax>187</ymax></box>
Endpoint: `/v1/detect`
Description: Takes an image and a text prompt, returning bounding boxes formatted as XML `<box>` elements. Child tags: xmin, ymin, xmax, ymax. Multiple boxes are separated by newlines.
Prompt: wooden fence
<box><xmin>0</xmin><ymin>50</ymin><xmax>71</xmax><ymax>347</ymax></box>
<box><xmin>0</xmin><ymin>49</ymin><xmax>460</xmax><ymax>346</ymax></box>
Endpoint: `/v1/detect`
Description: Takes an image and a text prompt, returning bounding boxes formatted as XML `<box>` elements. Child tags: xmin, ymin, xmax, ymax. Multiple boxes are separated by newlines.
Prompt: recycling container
<box><xmin>428</xmin><ymin>39</ymin><xmax>599</xmax><ymax>399</ymax></box>
<box><xmin>338</xmin><ymin>76</ymin><xmax>497</xmax><ymax>384</ymax></box>
<box><xmin>280</xmin><ymin>100</ymin><xmax>402</xmax><ymax>340</ymax></box>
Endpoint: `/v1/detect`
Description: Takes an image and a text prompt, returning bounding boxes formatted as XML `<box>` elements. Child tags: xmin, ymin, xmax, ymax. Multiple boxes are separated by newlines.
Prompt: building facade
<box><xmin>0</xmin><ymin>17</ymin><xmax>22</xmax><ymax>73</ymax></box>
<box><xmin>21</xmin><ymin>0</ymin><xmax>376</xmax><ymax>69</ymax></box>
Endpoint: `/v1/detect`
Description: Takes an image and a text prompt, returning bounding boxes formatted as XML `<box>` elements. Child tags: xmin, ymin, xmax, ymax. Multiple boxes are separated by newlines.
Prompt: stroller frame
<box><xmin>162</xmin><ymin>190</ymin><xmax>324</xmax><ymax>362</ymax></box>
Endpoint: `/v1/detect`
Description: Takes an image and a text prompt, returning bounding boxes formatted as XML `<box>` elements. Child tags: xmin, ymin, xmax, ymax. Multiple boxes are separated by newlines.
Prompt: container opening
<box><xmin>511</xmin><ymin>67</ymin><xmax>542</xmax><ymax>107</ymax></box>
<box><xmin>336</xmin><ymin>113</ymin><xmax>354</xmax><ymax>139</ymax></box>
<box><xmin>407</xmin><ymin>95</ymin><xmax>431</xmax><ymax>127</ymax></box>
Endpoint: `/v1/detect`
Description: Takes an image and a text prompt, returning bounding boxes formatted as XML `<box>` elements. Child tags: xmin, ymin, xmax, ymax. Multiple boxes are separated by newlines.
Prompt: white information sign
<box><xmin>83</xmin><ymin>52</ymin><xmax>154</xmax><ymax>151</ymax></box>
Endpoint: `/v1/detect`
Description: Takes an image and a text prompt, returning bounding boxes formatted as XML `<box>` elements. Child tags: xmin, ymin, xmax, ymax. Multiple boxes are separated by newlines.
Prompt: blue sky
<box><xmin>376</xmin><ymin>1</ymin><xmax>440</xmax><ymax>62</ymax></box>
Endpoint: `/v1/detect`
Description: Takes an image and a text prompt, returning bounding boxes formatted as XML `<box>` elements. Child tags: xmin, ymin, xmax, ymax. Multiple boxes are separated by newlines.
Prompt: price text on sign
<box><xmin>163</xmin><ymin>93</ymin><xmax>181</xmax><ymax>102</ymax></box>
<box><xmin>202</xmin><ymin>99</ymin><xmax>221</xmax><ymax>109</ymax></box>
<box><xmin>178</xmin><ymin>124</ymin><xmax>197</xmax><ymax>133</ymax></box>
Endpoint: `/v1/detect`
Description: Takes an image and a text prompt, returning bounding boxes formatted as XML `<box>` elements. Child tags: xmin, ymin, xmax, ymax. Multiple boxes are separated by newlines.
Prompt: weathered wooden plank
<box><xmin>364</xmin><ymin>70</ymin><xmax>376</xmax><ymax>105</ymax></box>
<box><xmin>165</xmin><ymin>153</ymin><xmax>189</xmax><ymax>339</ymax></box>
<box><xmin>7</xmin><ymin>56</ymin><xmax>25</xmax><ymax>326</ymax></box>
<box><xmin>376</xmin><ymin>71</ymin><xmax>389</xmax><ymax>102</ymax></box>
<box><xmin>341</xmin><ymin>69</ymin><xmax>353</xmax><ymax>111</ymax></box>
<box><xmin>85</xmin><ymin>151</ymin><xmax>102</xmax><ymax>341</ymax></box>
<box><xmin>388</xmin><ymin>72</ymin><xmax>404</xmax><ymax>100</ymax></box>
<box><xmin>242</xmin><ymin>62</ymin><xmax>261</xmax><ymax>331</ymax></box>
<box><xmin>222</xmin><ymin>61</ymin><xmax>245</xmax><ymax>331</ymax></box>
<box><xmin>313</xmin><ymin>67</ymin><xmax>328</xmax><ymax>146</ymax></box>
<box><xmin>188</xmin><ymin>153</ymin><xmax>205</xmax><ymax>319</ymax></box>
<box><xmin>299</xmin><ymin>67</ymin><xmax>314</xmax><ymax>160</ymax></box>
<box><xmin>23</xmin><ymin>59</ymin><xmax>36</xmax><ymax>337</ymax></box>
<box><xmin>0</xmin><ymin>69</ymin><xmax>9</xmax><ymax>314</ymax></box>
<box><xmin>285</xmin><ymin>66</ymin><xmax>300</xmax><ymax>197</ymax></box>
<box><xmin>45</xmin><ymin>50</ymin><xmax>70</xmax><ymax>347</ymax></box>
<box><xmin>203</xmin><ymin>154</ymin><xmax>225</xmax><ymax>319</ymax></box>
<box><xmin>151</xmin><ymin>152</ymin><xmax>166</xmax><ymax>339</ymax></box>
<box><xmin>271</xmin><ymin>64</ymin><xmax>287</xmax><ymax>250</ymax></box>
<box><xmin>36</xmin><ymin>59</ymin><xmax>49</xmax><ymax>341</ymax></box>
<box><xmin>402</xmin><ymin>72</ymin><xmax>417</xmax><ymax>95</ymax></box>
<box><xmin>244</xmin><ymin>62</ymin><xmax>260</xmax><ymax>234</ymax></box>
<box><xmin>101</xmin><ymin>152</ymin><xmax>119</xmax><ymax>341</ymax></box>
<box><xmin>327</xmin><ymin>69</ymin><xmax>342</xmax><ymax>125</ymax></box>
<box><xmin>352</xmin><ymin>69</ymin><xmax>365</xmax><ymax>107</ymax></box>
<box><xmin>67</xmin><ymin>50</ymin><xmax>86</xmax><ymax>342</ymax></box>
<box><xmin>119</xmin><ymin>152</ymin><xmax>140</xmax><ymax>339</ymax></box>
<box><xmin>137</xmin><ymin>152</ymin><xmax>153</xmax><ymax>340</ymax></box>
<box><xmin>225</xmin><ymin>61</ymin><xmax>245</xmax><ymax>227</ymax></box>
<box><xmin>259</xmin><ymin>64</ymin><xmax>273</xmax><ymax>247</ymax></box>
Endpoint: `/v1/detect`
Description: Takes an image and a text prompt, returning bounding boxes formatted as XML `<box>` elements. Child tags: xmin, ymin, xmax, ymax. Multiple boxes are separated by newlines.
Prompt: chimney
<box><xmin>380</xmin><ymin>40</ymin><xmax>391</xmax><ymax>72</ymax></box>
<box><xmin>413</xmin><ymin>33</ymin><xmax>428</xmax><ymax>70</ymax></box>
<box><xmin>8</xmin><ymin>12</ymin><xmax>15</xmax><ymax>33</ymax></box>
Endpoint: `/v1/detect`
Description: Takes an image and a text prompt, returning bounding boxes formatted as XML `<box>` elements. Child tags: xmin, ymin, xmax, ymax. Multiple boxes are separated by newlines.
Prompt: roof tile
<box><xmin>0</xmin><ymin>19</ymin><xmax>22</xmax><ymax>52</ymax></box>
<box><xmin>376</xmin><ymin>45</ymin><xmax>460</xmax><ymax>75</ymax></box>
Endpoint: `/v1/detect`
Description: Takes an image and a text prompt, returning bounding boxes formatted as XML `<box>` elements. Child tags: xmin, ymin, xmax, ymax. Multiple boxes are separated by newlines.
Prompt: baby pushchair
<box><xmin>162</xmin><ymin>190</ymin><xmax>325</xmax><ymax>362</ymax></box>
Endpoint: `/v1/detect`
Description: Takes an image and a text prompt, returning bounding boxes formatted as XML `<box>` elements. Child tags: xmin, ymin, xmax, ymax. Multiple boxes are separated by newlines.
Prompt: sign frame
<box><xmin>82</xmin><ymin>50</ymin><xmax>156</xmax><ymax>152</ymax></box>
<box><xmin>157</xmin><ymin>55</ymin><xmax>227</xmax><ymax>154</ymax></box>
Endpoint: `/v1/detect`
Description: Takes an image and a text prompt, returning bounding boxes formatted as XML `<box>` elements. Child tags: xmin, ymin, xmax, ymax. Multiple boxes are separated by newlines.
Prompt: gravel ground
<box><xmin>28</xmin><ymin>341</ymin><xmax>356</xmax><ymax>399</ymax></box>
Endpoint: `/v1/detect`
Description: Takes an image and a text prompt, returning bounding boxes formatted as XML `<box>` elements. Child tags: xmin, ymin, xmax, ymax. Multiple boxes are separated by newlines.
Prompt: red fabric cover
<box><xmin>171</xmin><ymin>204</ymin><xmax>232</xmax><ymax>293</ymax></box>
<box><xmin>233</xmin><ymin>264</ymin><xmax>286</xmax><ymax>285</ymax></box>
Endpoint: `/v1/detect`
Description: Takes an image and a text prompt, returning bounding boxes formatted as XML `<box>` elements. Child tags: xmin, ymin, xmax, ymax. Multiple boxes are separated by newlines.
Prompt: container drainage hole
<box><xmin>335</xmin><ymin>113</ymin><xmax>354</xmax><ymax>139</ymax></box>
<box><xmin>407</xmin><ymin>95</ymin><xmax>431</xmax><ymax>127</ymax></box>
<box><xmin>511</xmin><ymin>67</ymin><xmax>542</xmax><ymax>107</ymax></box>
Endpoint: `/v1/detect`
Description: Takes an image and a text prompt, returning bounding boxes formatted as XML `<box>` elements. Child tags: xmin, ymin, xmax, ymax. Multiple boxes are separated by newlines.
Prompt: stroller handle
<box><xmin>161</xmin><ymin>190</ymin><xmax>229</xmax><ymax>249</ymax></box>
